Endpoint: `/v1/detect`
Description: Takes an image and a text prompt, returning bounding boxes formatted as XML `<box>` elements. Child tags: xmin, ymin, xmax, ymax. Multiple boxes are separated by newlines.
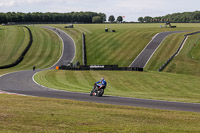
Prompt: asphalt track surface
<box><xmin>130</xmin><ymin>31</ymin><xmax>184</xmax><ymax>68</ymax></box>
<box><xmin>0</xmin><ymin>27</ymin><xmax>200</xmax><ymax>113</ymax></box>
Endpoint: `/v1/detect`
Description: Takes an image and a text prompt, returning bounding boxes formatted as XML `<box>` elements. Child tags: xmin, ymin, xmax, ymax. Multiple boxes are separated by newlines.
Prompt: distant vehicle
<box><xmin>165</xmin><ymin>21</ymin><xmax>176</xmax><ymax>28</ymax></box>
<box><xmin>65</xmin><ymin>24</ymin><xmax>73</xmax><ymax>28</ymax></box>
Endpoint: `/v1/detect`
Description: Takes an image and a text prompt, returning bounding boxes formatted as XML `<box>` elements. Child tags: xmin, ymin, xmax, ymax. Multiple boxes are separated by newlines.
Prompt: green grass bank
<box><xmin>34</xmin><ymin>70</ymin><xmax>200</xmax><ymax>103</ymax></box>
<box><xmin>0</xmin><ymin>26</ymin><xmax>62</xmax><ymax>75</ymax></box>
<box><xmin>0</xmin><ymin>26</ymin><xmax>29</xmax><ymax>66</ymax></box>
<box><xmin>0</xmin><ymin>94</ymin><xmax>199</xmax><ymax>133</ymax></box>
<box><xmin>51</xmin><ymin>23</ymin><xmax>200</xmax><ymax>67</ymax></box>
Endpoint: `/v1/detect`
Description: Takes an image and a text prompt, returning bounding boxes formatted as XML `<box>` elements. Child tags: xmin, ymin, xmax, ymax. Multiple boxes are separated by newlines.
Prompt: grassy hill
<box><xmin>34</xmin><ymin>23</ymin><xmax>200</xmax><ymax>104</ymax></box>
<box><xmin>145</xmin><ymin>29</ymin><xmax>200</xmax><ymax>76</ymax></box>
<box><xmin>15</xmin><ymin>26</ymin><xmax>62</xmax><ymax>70</ymax></box>
<box><xmin>0</xmin><ymin>26</ymin><xmax>29</xmax><ymax>66</ymax></box>
<box><xmin>57</xmin><ymin>23</ymin><xmax>200</xmax><ymax>76</ymax></box>
<box><xmin>52</xmin><ymin>23</ymin><xmax>200</xmax><ymax>68</ymax></box>
<box><xmin>163</xmin><ymin>34</ymin><xmax>200</xmax><ymax>76</ymax></box>
<box><xmin>145</xmin><ymin>32</ymin><xmax>187</xmax><ymax>71</ymax></box>
<box><xmin>1</xmin><ymin>24</ymin><xmax>200</xmax><ymax>132</ymax></box>
<box><xmin>34</xmin><ymin>69</ymin><xmax>200</xmax><ymax>103</ymax></box>
<box><xmin>0</xmin><ymin>26</ymin><xmax>62</xmax><ymax>75</ymax></box>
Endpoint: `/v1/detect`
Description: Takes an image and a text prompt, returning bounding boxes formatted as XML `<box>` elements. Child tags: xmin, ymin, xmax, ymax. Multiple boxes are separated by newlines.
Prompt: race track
<box><xmin>130</xmin><ymin>31</ymin><xmax>184</xmax><ymax>68</ymax></box>
<box><xmin>0</xmin><ymin>27</ymin><xmax>200</xmax><ymax>112</ymax></box>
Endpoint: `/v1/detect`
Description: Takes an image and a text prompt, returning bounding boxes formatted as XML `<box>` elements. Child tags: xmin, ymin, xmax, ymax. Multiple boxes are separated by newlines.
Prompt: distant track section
<box><xmin>129</xmin><ymin>31</ymin><xmax>184</xmax><ymax>68</ymax></box>
<box><xmin>42</xmin><ymin>26</ymin><xmax>75</xmax><ymax>68</ymax></box>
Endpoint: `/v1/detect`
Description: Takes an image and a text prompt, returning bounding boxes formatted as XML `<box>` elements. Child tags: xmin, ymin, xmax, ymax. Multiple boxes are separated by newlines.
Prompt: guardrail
<box><xmin>82</xmin><ymin>33</ymin><xmax>87</xmax><ymax>66</ymax></box>
<box><xmin>158</xmin><ymin>31</ymin><xmax>200</xmax><ymax>71</ymax></box>
<box><xmin>0</xmin><ymin>26</ymin><xmax>33</xmax><ymax>69</ymax></box>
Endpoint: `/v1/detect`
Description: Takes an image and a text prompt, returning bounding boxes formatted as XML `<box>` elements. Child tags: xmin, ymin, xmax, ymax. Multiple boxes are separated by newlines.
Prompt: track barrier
<box><xmin>158</xmin><ymin>31</ymin><xmax>200</xmax><ymax>71</ymax></box>
<box><xmin>82</xmin><ymin>33</ymin><xmax>87</xmax><ymax>66</ymax></box>
<box><xmin>59</xmin><ymin>65</ymin><xmax>143</xmax><ymax>71</ymax></box>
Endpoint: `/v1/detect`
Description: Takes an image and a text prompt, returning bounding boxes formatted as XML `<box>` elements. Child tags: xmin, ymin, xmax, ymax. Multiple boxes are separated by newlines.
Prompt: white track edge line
<box><xmin>143</xmin><ymin>32</ymin><xmax>176</xmax><ymax>68</ymax></box>
<box><xmin>32</xmin><ymin>72</ymin><xmax>200</xmax><ymax>105</ymax></box>
<box><xmin>32</xmin><ymin>72</ymin><xmax>89</xmax><ymax>95</ymax></box>
<box><xmin>129</xmin><ymin>33</ymin><xmax>159</xmax><ymax>67</ymax></box>
<box><xmin>175</xmin><ymin>36</ymin><xmax>188</xmax><ymax>56</ymax></box>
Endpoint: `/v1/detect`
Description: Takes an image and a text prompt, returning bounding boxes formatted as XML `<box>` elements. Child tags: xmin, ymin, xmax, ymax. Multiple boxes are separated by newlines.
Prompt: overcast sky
<box><xmin>0</xmin><ymin>0</ymin><xmax>199</xmax><ymax>21</ymax></box>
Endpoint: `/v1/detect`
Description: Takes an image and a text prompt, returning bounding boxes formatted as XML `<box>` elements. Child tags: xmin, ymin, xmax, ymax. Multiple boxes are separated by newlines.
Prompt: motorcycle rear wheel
<box><xmin>96</xmin><ymin>89</ymin><xmax>104</xmax><ymax>97</ymax></box>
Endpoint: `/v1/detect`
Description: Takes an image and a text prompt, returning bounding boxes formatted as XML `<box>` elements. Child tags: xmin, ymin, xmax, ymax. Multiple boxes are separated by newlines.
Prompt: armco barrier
<box><xmin>0</xmin><ymin>26</ymin><xmax>33</xmax><ymax>69</ymax></box>
<box><xmin>59</xmin><ymin>65</ymin><xmax>143</xmax><ymax>71</ymax></box>
<box><xmin>158</xmin><ymin>31</ymin><xmax>200</xmax><ymax>71</ymax></box>
<box><xmin>82</xmin><ymin>33</ymin><xmax>87</xmax><ymax>66</ymax></box>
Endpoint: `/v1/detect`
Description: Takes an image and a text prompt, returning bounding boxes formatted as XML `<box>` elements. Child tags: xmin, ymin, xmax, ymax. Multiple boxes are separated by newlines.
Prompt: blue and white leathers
<box><xmin>96</xmin><ymin>79</ymin><xmax>107</xmax><ymax>87</ymax></box>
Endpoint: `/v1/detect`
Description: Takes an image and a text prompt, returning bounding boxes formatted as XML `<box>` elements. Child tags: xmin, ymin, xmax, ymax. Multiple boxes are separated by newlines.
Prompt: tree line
<box><xmin>93</xmin><ymin>15</ymin><xmax>124</xmax><ymax>23</ymax></box>
<box><xmin>138</xmin><ymin>11</ymin><xmax>200</xmax><ymax>23</ymax></box>
<box><xmin>0</xmin><ymin>12</ymin><xmax>106</xmax><ymax>23</ymax></box>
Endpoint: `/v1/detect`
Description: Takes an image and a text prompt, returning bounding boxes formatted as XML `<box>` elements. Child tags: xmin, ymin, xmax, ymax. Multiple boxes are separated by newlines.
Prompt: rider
<box><xmin>92</xmin><ymin>77</ymin><xmax>107</xmax><ymax>95</ymax></box>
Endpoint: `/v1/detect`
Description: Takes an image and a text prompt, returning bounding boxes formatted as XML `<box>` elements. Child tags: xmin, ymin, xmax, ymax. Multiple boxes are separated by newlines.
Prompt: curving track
<box><xmin>0</xmin><ymin>27</ymin><xmax>200</xmax><ymax>112</ymax></box>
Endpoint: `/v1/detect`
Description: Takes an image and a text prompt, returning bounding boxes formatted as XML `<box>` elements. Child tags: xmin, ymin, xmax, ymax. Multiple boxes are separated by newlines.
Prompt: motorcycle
<box><xmin>90</xmin><ymin>84</ymin><xmax>105</xmax><ymax>97</ymax></box>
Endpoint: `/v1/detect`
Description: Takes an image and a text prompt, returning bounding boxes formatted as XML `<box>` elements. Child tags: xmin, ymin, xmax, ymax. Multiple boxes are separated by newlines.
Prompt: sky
<box><xmin>0</xmin><ymin>0</ymin><xmax>199</xmax><ymax>22</ymax></box>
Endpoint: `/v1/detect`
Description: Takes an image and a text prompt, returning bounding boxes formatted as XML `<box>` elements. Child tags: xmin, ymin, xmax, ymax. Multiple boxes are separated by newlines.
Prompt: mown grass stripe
<box><xmin>3</xmin><ymin>26</ymin><xmax>62</xmax><ymax>71</ymax></box>
<box><xmin>6</xmin><ymin>27</ymin><xmax>25</xmax><ymax>61</ymax></box>
<box><xmin>33</xmin><ymin>28</ymin><xmax>53</xmax><ymax>68</ymax></box>
<box><xmin>17</xmin><ymin>27</ymin><xmax>44</xmax><ymax>69</ymax></box>
<box><xmin>35</xmin><ymin>69</ymin><xmax>200</xmax><ymax>103</ymax></box>
<box><xmin>145</xmin><ymin>33</ymin><xmax>187</xmax><ymax>71</ymax></box>
<box><xmin>0</xmin><ymin>26</ymin><xmax>29</xmax><ymax>66</ymax></box>
<box><xmin>1</xmin><ymin>94</ymin><xmax>200</xmax><ymax>132</ymax></box>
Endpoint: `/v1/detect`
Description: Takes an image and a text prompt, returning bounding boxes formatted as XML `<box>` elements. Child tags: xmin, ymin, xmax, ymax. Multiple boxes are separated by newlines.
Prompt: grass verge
<box><xmin>0</xmin><ymin>94</ymin><xmax>200</xmax><ymax>133</ymax></box>
<box><xmin>163</xmin><ymin>34</ymin><xmax>200</xmax><ymax>76</ymax></box>
<box><xmin>34</xmin><ymin>70</ymin><xmax>200</xmax><ymax>103</ymax></box>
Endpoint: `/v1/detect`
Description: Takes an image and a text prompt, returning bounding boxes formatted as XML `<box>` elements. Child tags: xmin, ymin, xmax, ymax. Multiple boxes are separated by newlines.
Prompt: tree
<box><xmin>117</xmin><ymin>16</ymin><xmax>123</xmax><ymax>23</ymax></box>
<box><xmin>143</xmin><ymin>16</ymin><xmax>152</xmax><ymax>23</ymax></box>
<box><xmin>92</xmin><ymin>16</ymin><xmax>102</xmax><ymax>23</ymax></box>
<box><xmin>108</xmin><ymin>15</ymin><xmax>115</xmax><ymax>23</ymax></box>
<box><xmin>138</xmin><ymin>17</ymin><xmax>144</xmax><ymax>23</ymax></box>
<box><xmin>0</xmin><ymin>12</ymin><xmax>107</xmax><ymax>24</ymax></box>
<box><xmin>99</xmin><ymin>13</ymin><xmax>106</xmax><ymax>22</ymax></box>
